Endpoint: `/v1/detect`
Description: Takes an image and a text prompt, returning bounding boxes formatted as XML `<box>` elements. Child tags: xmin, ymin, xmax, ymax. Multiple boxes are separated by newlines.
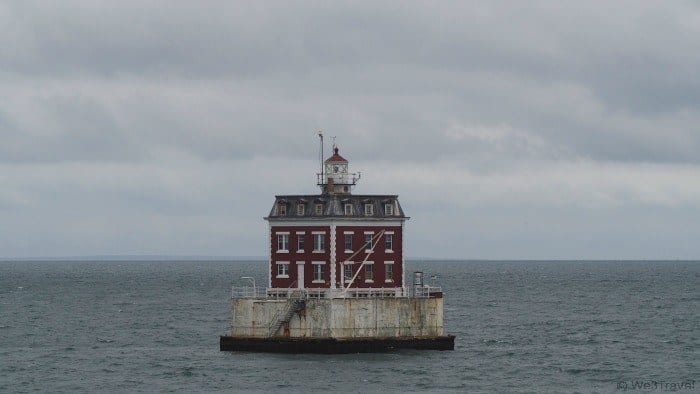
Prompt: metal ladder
<box><xmin>268</xmin><ymin>297</ymin><xmax>306</xmax><ymax>338</ymax></box>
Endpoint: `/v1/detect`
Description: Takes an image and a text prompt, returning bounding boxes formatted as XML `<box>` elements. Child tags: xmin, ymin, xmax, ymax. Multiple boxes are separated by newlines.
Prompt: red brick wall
<box><xmin>270</xmin><ymin>224</ymin><xmax>402</xmax><ymax>289</ymax></box>
<box><xmin>336</xmin><ymin>225</ymin><xmax>403</xmax><ymax>288</ymax></box>
<box><xmin>270</xmin><ymin>226</ymin><xmax>330</xmax><ymax>288</ymax></box>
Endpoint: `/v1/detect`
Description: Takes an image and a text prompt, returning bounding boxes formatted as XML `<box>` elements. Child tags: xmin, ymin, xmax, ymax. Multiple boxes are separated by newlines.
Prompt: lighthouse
<box><xmin>221</xmin><ymin>136</ymin><xmax>454</xmax><ymax>353</ymax></box>
<box><xmin>266</xmin><ymin>144</ymin><xmax>406</xmax><ymax>295</ymax></box>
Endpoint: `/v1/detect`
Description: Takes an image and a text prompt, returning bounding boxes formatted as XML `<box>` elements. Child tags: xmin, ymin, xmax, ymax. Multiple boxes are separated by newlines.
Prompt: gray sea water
<box><xmin>1</xmin><ymin>260</ymin><xmax>698</xmax><ymax>393</ymax></box>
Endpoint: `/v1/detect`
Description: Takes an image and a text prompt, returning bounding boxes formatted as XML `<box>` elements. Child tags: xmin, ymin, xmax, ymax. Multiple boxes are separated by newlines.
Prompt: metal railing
<box><xmin>230</xmin><ymin>286</ymin><xmax>267</xmax><ymax>299</ymax></box>
<box><xmin>231</xmin><ymin>285</ymin><xmax>443</xmax><ymax>300</ymax></box>
<box><xmin>410</xmin><ymin>285</ymin><xmax>443</xmax><ymax>298</ymax></box>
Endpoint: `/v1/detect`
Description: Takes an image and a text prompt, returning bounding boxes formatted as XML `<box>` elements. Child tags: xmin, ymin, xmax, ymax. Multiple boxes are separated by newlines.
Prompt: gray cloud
<box><xmin>1</xmin><ymin>1</ymin><xmax>699</xmax><ymax>258</ymax></box>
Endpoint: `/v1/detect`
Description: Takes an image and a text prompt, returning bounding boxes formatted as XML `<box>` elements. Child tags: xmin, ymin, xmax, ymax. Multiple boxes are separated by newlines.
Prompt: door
<box><xmin>297</xmin><ymin>264</ymin><xmax>304</xmax><ymax>288</ymax></box>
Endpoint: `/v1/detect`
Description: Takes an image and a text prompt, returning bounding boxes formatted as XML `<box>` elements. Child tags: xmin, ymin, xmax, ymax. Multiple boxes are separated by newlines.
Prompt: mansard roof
<box><xmin>266</xmin><ymin>194</ymin><xmax>408</xmax><ymax>220</ymax></box>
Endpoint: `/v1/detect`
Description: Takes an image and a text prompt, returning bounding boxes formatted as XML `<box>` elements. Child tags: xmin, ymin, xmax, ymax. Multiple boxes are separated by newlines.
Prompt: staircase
<box><xmin>268</xmin><ymin>297</ymin><xmax>306</xmax><ymax>338</ymax></box>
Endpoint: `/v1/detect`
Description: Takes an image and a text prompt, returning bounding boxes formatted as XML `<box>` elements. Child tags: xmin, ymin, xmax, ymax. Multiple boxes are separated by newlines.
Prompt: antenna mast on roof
<box><xmin>318</xmin><ymin>130</ymin><xmax>324</xmax><ymax>184</ymax></box>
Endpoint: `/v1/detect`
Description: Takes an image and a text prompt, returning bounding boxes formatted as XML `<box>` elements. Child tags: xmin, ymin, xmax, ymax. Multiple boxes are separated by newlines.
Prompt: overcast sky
<box><xmin>1</xmin><ymin>1</ymin><xmax>699</xmax><ymax>259</ymax></box>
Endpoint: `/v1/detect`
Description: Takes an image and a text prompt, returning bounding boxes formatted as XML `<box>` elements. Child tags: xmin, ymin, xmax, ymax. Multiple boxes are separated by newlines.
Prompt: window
<box><xmin>313</xmin><ymin>234</ymin><xmax>325</xmax><ymax>252</ymax></box>
<box><xmin>385</xmin><ymin>262</ymin><xmax>394</xmax><ymax>281</ymax></box>
<box><xmin>364</xmin><ymin>203</ymin><xmax>374</xmax><ymax>216</ymax></box>
<box><xmin>364</xmin><ymin>264</ymin><xmax>373</xmax><ymax>281</ymax></box>
<box><xmin>297</xmin><ymin>234</ymin><xmax>305</xmax><ymax>251</ymax></box>
<box><xmin>364</xmin><ymin>234</ymin><xmax>373</xmax><ymax>251</ymax></box>
<box><xmin>278</xmin><ymin>204</ymin><xmax>287</xmax><ymax>216</ymax></box>
<box><xmin>344</xmin><ymin>204</ymin><xmax>353</xmax><ymax>215</ymax></box>
<box><xmin>313</xmin><ymin>264</ymin><xmax>324</xmax><ymax>282</ymax></box>
<box><xmin>277</xmin><ymin>262</ymin><xmax>289</xmax><ymax>277</ymax></box>
<box><xmin>344</xmin><ymin>234</ymin><xmax>353</xmax><ymax>252</ymax></box>
<box><xmin>277</xmin><ymin>234</ymin><xmax>289</xmax><ymax>251</ymax></box>
<box><xmin>297</xmin><ymin>204</ymin><xmax>305</xmax><ymax>216</ymax></box>
<box><xmin>344</xmin><ymin>263</ymin><xmax>353</xmax><ymax>282</ymax></box>
<box><xmin>315</xmin><ymin>204</ymin><xmax>323</xmax><ymax>215</ymax></box>
<box><xmin>385</xmin><ymin>234</ymin><xmax>393</xmax><ymax>251</ymax></box>
<box><xmin>385</xmin><ymin>204</ymin><xmax>393</xmax><ymax>216</ymax></box>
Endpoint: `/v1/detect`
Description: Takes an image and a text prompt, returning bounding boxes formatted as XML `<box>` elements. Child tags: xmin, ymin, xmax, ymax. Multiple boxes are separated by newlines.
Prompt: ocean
<box><xmin>1</xmin><ymin>260</ymin><xmax>697</xmax><ymax>393</ymax></box>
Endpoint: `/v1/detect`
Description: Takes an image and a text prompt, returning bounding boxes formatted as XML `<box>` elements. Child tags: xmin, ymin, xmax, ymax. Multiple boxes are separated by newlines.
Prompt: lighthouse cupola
<box><xmin>318</xmin><ymin>146</ymin><xmax>361</xmax><ymax>195</ymax></box>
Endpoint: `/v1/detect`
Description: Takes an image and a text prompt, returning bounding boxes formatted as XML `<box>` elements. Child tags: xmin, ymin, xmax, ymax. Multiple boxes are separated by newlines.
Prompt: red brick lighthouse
<box><xmin>265</xmin><ymin>139</ymin><xmax>408</xmax><ymax>296</ymax></box>
<box><xmin>221</xmin><ymin>134</ymin><xmax>453</xmax><ymax>352</ymax></box>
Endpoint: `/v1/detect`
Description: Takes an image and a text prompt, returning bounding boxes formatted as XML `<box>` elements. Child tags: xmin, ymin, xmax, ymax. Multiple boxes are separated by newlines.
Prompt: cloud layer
<box><xmin>1</xmin><ymin>1</ymin><xmax>699</xmax><ymax>258</ymax></box>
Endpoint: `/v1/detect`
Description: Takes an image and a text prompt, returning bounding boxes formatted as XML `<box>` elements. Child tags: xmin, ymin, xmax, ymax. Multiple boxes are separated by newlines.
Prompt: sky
<box><xmin>1</xmin><ymin>1</ymin><xmax>699</xmax><ymax>259</ymax></box>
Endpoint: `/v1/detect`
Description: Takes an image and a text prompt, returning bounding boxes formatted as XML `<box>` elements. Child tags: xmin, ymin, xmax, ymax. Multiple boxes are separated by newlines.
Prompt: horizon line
<box><xmin>0</xmin><ymin>255</ymin><xmax>698</xmax><ymax>262</ymax></box>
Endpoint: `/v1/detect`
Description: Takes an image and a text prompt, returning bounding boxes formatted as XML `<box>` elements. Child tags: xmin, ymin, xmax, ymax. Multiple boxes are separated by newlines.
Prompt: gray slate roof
<box><xmin>266</xmin><ymin>194</ymin><xmax>407</xmax><ymax>220</ymax></box>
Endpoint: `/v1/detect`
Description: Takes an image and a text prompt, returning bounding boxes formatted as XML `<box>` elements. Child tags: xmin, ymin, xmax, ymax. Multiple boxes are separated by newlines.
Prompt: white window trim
<box><xmin>385</xmin><ymin>204</ymin><xmax>393</xmax><ymax>215</ymax></box>
<box><xmin>364</xmin><ymin>262</ymin><xmax>374</xmax><ymax>282</ymax></box>
<box><xmin>343</xmin><ymin>233</ymin><xmax>353</xmax><ymax>253</ymax></box>
<box><xmin>364</xmin><ymin>234</ymin><xmax>373</xmax><ymax>252</ymax></box>
<box><xmin>277</xmin><ymin>233</ymin><xmax>289</xmax><ymax>253</ymax></box>
<box><xmin>296</xmin><ymin>233</ymin><xmax>305</xmax><ymax>253</ymax></box>
<box><xmin>276</xmin><ymin>261</ymin><xmax>290</xmax><ymax>278</ymax></box>
<box><xmin>344</xmin><ymin>263</ymin><xmax>353</xmax><ymax>281</ymax></box>
<box><xmin>296</xmin><ymin>261</ymin><xmax>305</xmax><ymax>265</ymax></box>
<box><xmin>385</xmin><ymin>231</ymin><xmax>394</xmax><ymax>235</ymax></box>
<box><xmin>385</xmin><ymin>250</ymin><xmax>394</xmax><ymax>253</ymax></box>
<box><xmin>296</xmin><ymin>231</ymin><xmax>306</xmax><ymax>235</ymax></box>
<box><xmin>384</xmin><ymin>261</ymin><xmax>394</xmax><ymax>282</ymax></box>
<box><xmin>312</xmin><ymin>262</ymin><xmax>325</xmax><ymax>283</ymax></box>
<box><xmin>313</xmin><ymin>233</ymin><xmax>325</xmax><ymax>253</ymax></box>
<box><xmin>276</xmin><ymin>232</ymin><xmax>290</xmax><ymax>235</ymax></box>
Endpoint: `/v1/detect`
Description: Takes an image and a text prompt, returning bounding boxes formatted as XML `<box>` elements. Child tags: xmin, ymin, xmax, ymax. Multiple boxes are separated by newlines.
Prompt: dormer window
<box><xmin>344</xmin><ymin>204</ymin><xmax>353</xmax><ymax>215</ymax></box>
<box><xmin>278</xmin><ymin>204</ymin><xmax>287</xmax><ymax>216</ymax></box>
<box><xmin>364</xmin><ymin>203</ymin><xmax>374</xmax><ymax>216</ymax></box>
<box><xmin>385</xmin><ymin>204</ymin><xmax>393</xmax><ymax>216</ymax></box>
<box><xmin>315</xmin><ymin>204</ymin><xmax>323</xmax><ymax>215</ymax></box>
<box><xmin>297</xmin><ymin>204</ymin><xmax>305</xmax><ymax>216</ymax></box>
